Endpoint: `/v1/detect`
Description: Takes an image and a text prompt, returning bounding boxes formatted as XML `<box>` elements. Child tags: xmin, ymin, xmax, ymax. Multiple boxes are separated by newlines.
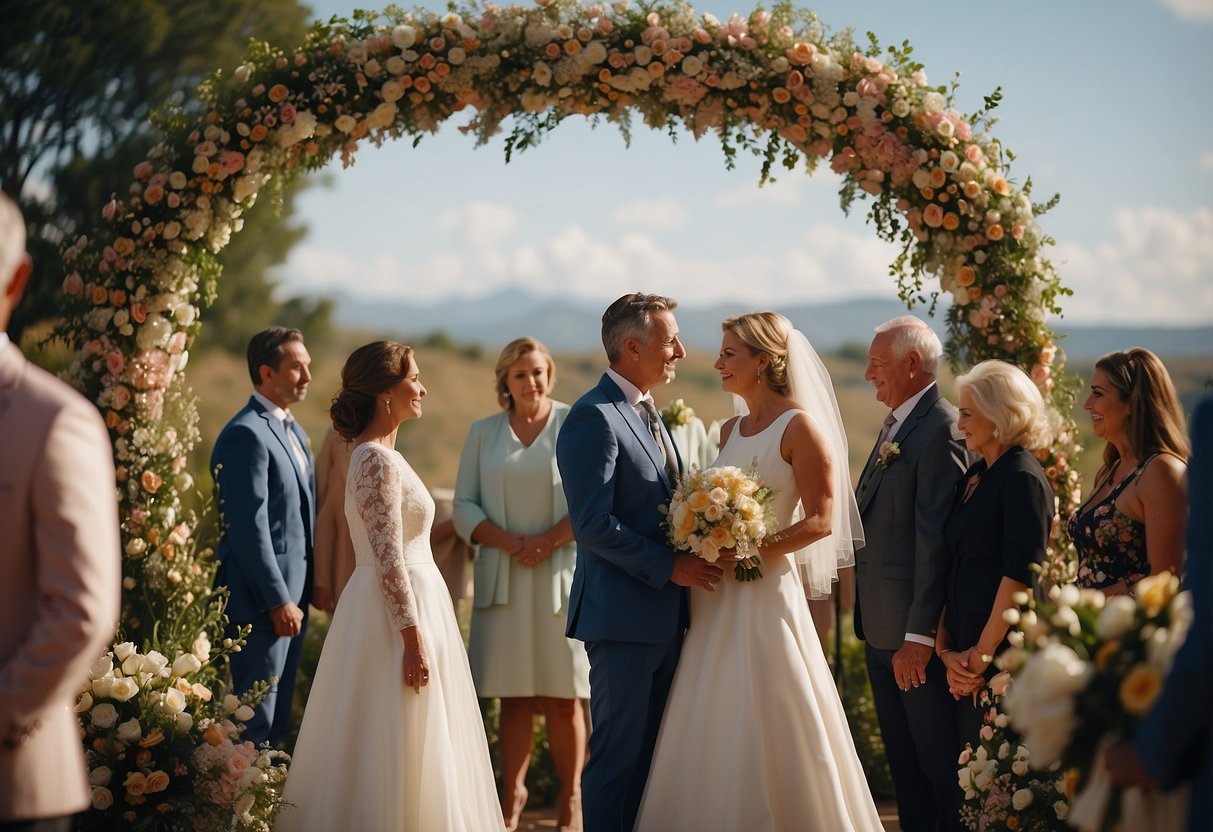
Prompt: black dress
<box><xmin>1068</xmin><ymin>454</ymin><xmax>1155</xmax><ymax>591</ymax></box>
<box><xmin>942</xmin><ymin>445</ymin><xmax>1054</xmax><ymax>746</ymax></box>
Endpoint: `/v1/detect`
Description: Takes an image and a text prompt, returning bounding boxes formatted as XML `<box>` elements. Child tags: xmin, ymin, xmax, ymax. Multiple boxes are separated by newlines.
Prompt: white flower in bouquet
<box><xmin>1002</xmin><ymin>641</ymin><xmax>1092</xmax><ymax>766</ymax></box>
<box><xmin>662</xmin><ymin>463</ymin><xmax>777</xmax><ymax>581</ymax></box>
<box><xmin>1094</xmin><ymin>595</ymin><xmax>1137</xmax><ymax>640</ymax></box>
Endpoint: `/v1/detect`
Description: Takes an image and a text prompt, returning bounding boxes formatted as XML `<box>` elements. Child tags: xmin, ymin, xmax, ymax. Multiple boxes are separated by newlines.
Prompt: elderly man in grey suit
<box><xmin>0</xmin><ymin>193</ymin><xmax>122</xmax><ymax>831</ymax></box>
<box><xmin>854</xmin><ymin>316</ymin><xmax>969</xmax><ymax>832</ymax></box>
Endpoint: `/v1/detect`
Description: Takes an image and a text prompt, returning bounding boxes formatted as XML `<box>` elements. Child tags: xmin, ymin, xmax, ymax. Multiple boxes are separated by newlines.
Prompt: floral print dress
<box><xmin>1068</xmin><ymin>454</ymin><xmax>1156</xmax><ymax>590</ymax></box>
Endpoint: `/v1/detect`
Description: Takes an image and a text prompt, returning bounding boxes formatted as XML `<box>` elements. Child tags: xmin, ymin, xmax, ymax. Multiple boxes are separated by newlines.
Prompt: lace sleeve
<box><xmin>350</xmin><ymin>445</ymin><xmax>417</xmax><ymax>630</ymax></box>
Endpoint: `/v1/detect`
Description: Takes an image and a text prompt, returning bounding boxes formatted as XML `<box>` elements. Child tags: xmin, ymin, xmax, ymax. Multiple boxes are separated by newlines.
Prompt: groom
<box><xmin>557</xmin><ymin>293</ymin><xmax>723</xmax><ymax>832</ymax></box>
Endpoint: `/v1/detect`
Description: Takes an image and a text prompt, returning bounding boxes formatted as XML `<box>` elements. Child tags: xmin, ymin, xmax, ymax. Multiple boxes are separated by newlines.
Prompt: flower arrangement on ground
<box><xmin>958</xmin><ymin>679</ymin><xmax>1070</xmax><ymax>831</ymax></box>
<box><xmin>76</xmin><ymin>639</ymin><xmax>289</xmax><ymax>831</ymax></box>
<box><xmin>1000</xmin><ymin>574</ymin><xmax>1192</xmax><ymax>831</ymax></box>
<box><xmin>663</xmin><ymin>462</ymin><xmax>776</xmax><ymax>580</ymax></box>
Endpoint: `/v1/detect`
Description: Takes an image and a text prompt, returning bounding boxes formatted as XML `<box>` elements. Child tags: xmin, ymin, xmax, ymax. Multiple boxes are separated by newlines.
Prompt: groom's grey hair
<box><xmin>601</xmin><ymin>292</ymin><xmax>678</xmax><ymax>364</ymax></box>
<box><xmin>874</xmin><ymin>316</ymin><xmax>943</xmax><ymax>375</ymax></box>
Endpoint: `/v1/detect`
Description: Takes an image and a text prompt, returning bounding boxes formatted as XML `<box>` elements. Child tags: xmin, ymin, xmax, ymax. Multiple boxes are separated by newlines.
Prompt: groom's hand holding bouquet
<box><xmin>661</xmin><ymin>462</ymin><xmax>777</xmax><ymax>582</ymax></box>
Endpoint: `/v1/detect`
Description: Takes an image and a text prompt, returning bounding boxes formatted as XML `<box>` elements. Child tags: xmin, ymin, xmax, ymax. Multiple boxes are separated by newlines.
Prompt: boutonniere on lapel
<box><xmin>875</xmin><ymin>441</ymin><xmax>901</xmax><ymax>469</ymax></box>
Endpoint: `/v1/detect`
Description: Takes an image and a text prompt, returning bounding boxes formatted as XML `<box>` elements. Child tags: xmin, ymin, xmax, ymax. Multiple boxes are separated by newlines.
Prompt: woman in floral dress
<box><xmin>1068</xmin><ymin>349</ymin><xmax>1188</xmax><ymax>595</ymax></box>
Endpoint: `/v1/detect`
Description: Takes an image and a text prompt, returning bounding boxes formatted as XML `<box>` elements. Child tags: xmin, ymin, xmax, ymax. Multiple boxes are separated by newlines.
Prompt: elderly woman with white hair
<box><xmin>933</xmin><ymin>359</ymin><xmax>1055</xmax><ymax>750</ymax></box>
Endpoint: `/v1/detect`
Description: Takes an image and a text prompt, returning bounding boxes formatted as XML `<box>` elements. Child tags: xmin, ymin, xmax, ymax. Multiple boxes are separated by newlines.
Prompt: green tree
<box><xmin>0</xmin><ymin>0</ymin><xmax>328</xmax><ymax>345</ymax></box>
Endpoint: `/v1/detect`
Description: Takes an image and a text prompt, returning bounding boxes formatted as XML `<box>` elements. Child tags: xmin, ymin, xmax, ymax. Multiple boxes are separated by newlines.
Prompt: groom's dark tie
<box><xmin>638</xmin><ymin>398</ymin><xmax>678</xmax><ymax>482</ymax></box>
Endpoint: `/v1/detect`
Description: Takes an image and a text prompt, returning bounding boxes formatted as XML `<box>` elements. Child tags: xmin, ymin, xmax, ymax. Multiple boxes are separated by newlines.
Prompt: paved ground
<box><xmin>518</xmin><ymin>800</ymin><xmax>903</xmax><ymax>830</ymax></box>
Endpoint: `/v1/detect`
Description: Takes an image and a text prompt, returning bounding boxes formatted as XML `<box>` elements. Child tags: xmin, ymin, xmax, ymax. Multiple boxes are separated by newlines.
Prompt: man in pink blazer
<box><xmin>0</xmin><ymin>193</ymin><xmax>121</xmax><ymax>831</ymax></box>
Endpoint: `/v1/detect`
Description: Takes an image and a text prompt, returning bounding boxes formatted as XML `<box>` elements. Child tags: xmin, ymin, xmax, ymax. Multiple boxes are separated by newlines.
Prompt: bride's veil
<box><xmin>733</xmin><ymin>325</ymin><xmax>865</xmax><ymax>598</ymax></box>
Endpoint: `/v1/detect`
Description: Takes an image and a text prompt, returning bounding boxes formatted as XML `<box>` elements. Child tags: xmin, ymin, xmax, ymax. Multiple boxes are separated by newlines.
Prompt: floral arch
<box><xmin>57</xmin><ymin>1</ymin><xmax>1080</xmax><ymax>827</ymax></box>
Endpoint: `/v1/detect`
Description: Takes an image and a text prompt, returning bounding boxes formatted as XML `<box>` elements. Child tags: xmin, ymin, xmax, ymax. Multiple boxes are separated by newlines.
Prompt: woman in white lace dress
<box><xmin>276</xmin><ymin>342</ymin><xmax>502</xmax><ymax>832</ymax></box>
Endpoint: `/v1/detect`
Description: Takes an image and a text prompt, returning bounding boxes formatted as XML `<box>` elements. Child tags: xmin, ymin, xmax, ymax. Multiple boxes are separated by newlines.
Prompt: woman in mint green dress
<box><xmin>454</xmin><ymin>337</ymin><xmax>590</xmax><ymax>832</ymax></box>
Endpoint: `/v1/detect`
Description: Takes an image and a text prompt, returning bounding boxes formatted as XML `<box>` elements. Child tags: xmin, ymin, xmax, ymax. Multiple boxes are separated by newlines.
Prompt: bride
<box><xmin>635</xmin><ymin>312</ymin><xmax>883</xmax><ymax>831</ymax></box>
<box><xmin>276</xmin><ymin>342</ymin><xmax>502</xmax><ymax>831</ymax></box>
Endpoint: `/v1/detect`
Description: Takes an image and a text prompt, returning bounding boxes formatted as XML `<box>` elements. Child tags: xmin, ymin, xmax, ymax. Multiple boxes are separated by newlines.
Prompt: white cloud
<box><xmin>1155</xmin><ymin>0</ymin><xmax>1213</xmax><ymax>22</ymax></box>
<box><xmin>1053</xmin><ymin>206</ymin><xmax>1213</xmax><ymax>324</ymax></box>
<box><xmin>285</xmin><ymin>205</ymin><xmax>1213</xmax><ymax>326</ymax></box>
<box><xmin>1201</xmin><ymin>150</ymin><xmax>1213</xmax><ymax>172</ymax></box>
<box><xmin>285</xmin><ymin>220</ymin><xmax>905</xmax><ymax>310</ymax></box>
<box><xmin>435</xmin><ymin>201</ymin><xmax>519</xmax><ymax>247</ymax></box>
<box><xmin>609</xmin><ymin>198</ymin><xmax>688</xmax><ymax>231</ymax></box>
<box><xmin>712</xmin><ymin>176</ymin><xmax>807</xmax><ymax>209</ymax></box>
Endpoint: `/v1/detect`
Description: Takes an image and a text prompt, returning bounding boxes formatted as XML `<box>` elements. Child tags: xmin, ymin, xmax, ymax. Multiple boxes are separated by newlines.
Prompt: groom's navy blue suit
<box><xmin>557</xmin><ymin>373</ymin><xmax>686</xmax><ymax>832</ymax></box>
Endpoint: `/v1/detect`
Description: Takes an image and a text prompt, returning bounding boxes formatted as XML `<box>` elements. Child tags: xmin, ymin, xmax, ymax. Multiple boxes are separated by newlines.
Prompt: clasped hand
<box><xmin>941</xmin><ymin>647</ymin><xmax>987</xmax><ymax>699</ymax></box>
<box><xmin>270</xmin><ymin>601</ymin><xmax>304</xmax><ymax>637</ymax></box>
<box><xmin>511</xmin><ymin>534</ymin><xmax>553</xmax><ymax>567</ymax></box>
<box><xmin>670</xmin><ymin>554</ymin><xmax>723</xmax><ymax>592</ymax></box>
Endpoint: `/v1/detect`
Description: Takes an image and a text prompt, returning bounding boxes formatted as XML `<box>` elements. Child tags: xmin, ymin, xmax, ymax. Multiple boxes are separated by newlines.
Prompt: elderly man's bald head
<box><xmin>0</xmin><ymin>193</ymin><xmax>33</xmax><ymax>332</ymax></box>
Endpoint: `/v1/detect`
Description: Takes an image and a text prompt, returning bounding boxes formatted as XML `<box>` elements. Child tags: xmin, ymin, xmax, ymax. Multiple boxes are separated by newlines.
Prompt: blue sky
<box><xmin>288</xmin><ymin>0</ymin><xmax>1213</xmax><ymax>325</ymax></box>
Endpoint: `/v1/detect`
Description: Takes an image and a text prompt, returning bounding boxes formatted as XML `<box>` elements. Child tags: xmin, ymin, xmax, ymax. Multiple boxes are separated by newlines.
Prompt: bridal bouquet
<box><xmin>662</xmin><ymin>462</ymin><xmax>776</xmax><ymax>581</ymax></box>
<box><xmin>1000</xmin><ymin>574</ymin><xmax>1192</xmax><ymax>832</ymax></box>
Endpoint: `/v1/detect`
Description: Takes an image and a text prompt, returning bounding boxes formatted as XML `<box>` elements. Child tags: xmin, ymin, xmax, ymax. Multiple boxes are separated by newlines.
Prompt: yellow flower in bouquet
<box><xmin>662</xmin><ymin>462</ymin><xmax>777</xmax><ymax>581</ymax></box>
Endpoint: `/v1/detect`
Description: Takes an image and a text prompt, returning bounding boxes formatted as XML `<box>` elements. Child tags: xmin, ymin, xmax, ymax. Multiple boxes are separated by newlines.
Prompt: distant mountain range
<box><xmin>330</xmin><ymin>289</ymin><xmax>1213</xmax><ymax>360</ymax></box>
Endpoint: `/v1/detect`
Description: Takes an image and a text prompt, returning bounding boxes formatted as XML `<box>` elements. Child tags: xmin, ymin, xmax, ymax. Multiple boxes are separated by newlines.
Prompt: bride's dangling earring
<box><xmin>385</xmin><ymin>397</ymin><xmax>391</xmax><ymax>415</ymax></box>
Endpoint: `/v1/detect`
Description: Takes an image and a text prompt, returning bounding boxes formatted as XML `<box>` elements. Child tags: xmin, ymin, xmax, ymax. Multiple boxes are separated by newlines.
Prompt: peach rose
<box><xmin>141</xmin><ymin>470</ymin><xmax>163</xmax><ymax>494</ymax></box>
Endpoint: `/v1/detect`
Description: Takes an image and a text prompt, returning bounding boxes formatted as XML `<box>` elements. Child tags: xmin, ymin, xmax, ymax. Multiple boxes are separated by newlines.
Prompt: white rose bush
<box><xmin>77</xmin><ymin>642</ymin><xmax>288</xmax><ymax>831</ymax></box>
<box><xmin>999</xmin><ymin>574</ymin><xmax>1192</xmax><ymax>831</ymax></box>
<box><xmin>47</xmin><ymin>0</ymin><xmax>1086</xmax><ymax>822</ymax></box>
<box><xmin>956</xmin><ymin>678</ymin><xmax>1070</xmax><ymax>831</ymax></box>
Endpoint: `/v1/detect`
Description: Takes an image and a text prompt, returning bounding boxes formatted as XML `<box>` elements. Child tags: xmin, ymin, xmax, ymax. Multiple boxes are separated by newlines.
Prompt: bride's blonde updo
<box><xmin>722</xmin><ymin>311</ymin><xmax>793</xmax><ymax>396</ymax></box>
<box><xmin>330</xmin><ymin>341</ymin><xmax>414</xmax><ymax>441</ymax></box>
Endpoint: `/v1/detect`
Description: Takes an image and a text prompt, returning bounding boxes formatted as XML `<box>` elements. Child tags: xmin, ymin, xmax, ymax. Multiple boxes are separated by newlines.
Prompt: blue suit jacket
<box><xmin>211</xmin><ymin>396</ymin><xmax>315</xmax><ymax>623</ymax></box>
<box><xmin>1135</xmin><ymin>394</ymin><xmax>1212</xmax><ymax>830</ymax></box>
<box><xmin>557</xmin><ymin>374</ymin><xmax>686</xmax><ymax>644</ymax></box>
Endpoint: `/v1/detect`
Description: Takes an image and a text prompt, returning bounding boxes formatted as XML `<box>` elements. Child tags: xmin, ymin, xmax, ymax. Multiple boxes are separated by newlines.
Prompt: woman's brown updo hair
<box><xmin>330</xmin><ymin>341</ymin><xmax>414</xmax><ymax>441</ymax></box>
<box><xmin>722</xmin><ymin>311</ymin><xmax>793</xmax><ymax>396</ymax></box>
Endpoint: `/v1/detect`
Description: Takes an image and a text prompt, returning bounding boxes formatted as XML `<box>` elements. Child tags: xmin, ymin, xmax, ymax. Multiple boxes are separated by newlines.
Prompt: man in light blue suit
<box><xmin>1107</xmin><ymin>392</ymin><xmax>1212</xmax><ymax>831</ymax></box>
<box><xmin>211</xmin><ymin>327</ymin><xmax>315</xmax><ymax>747</ymax></box>
<box><xmin>557</xmin><ymin>293</ymin><xmax>724</xmax><ymax>832</ymax></box>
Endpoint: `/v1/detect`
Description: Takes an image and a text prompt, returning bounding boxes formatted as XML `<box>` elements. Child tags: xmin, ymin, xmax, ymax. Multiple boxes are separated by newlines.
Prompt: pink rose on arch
<box><xmin>104</xmin><ymin>350</ymin><xmax>125</xmax><ymax>376</ymax></box>
<box><xmin>112</xmin><ymin>385</ymin><xmax>131</xmax><ymax>410</ymax></box>
<box><xmin>279</xmin><ymin>103</ymin><xmax>297</xmax><ymax>124</ymax></box>
<box><xmin>923</xmin><ymin>204</ymin><xmax>945</xmax><ymax>228</ymax></box>
<box><xmin>133</xmin><ymin>161</ymin><xmax>154</xmax><ymax>180</ymax></box>
<box><xmin>218</xmin><ymin>151</ymin><xmax>245</xmax><ymax>175</ymax></box>
<box><xmin>856</xmin><ymin>77</ymin><xmax>881</xmax><ymax>99</ymax></box>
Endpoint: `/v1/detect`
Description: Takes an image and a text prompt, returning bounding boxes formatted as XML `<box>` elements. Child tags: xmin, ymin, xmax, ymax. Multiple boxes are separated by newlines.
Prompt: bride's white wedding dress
<box><xmin>276</xmin><ymin>443</ymin><xmax>502</xmax><ymax>831</ymax></box>
<box><xmin>635</xmin><ymin>410</ymin><xmax>883</xmax><ymax>831</ymax></box>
